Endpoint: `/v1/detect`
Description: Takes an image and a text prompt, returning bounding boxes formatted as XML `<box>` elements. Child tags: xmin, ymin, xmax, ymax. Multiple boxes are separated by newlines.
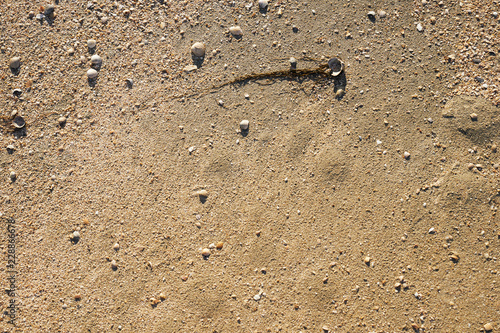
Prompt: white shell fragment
<box><xmin>258</xmin><ymin>0</ymin><xmax>268</xmax><ymax>10</ymax></box>
<box><xmin>87</xmin><ymin>39</ymin><xmax>96</xmax><ymax>49</ymax></box>
<box><xmin>328</xmin><ymin>57</ymin><xmax>344</xmax><ymax>76</ymax></box>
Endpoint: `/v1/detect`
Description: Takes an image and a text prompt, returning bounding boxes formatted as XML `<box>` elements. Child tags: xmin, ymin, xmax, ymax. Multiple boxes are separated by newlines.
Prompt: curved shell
<box><xmin>328</xmin><ymin>57</ymin><xmax>344</xmax><ymax>76</ymax></box>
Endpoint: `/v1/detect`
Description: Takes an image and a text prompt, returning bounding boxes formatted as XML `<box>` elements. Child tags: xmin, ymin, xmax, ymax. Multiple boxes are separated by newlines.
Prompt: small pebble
<box><xmin>113</xmin><ymin>243</ymin><xmax>120</xmax><ymax>251</ymax></box>
<box><xmin>9</xmin><ymin>57</ymin><xmax>21</xmax><ymax>69</ymax></box>
<box><xmin>12</xmin><ymin>89</ymin><xmax>22</xmax><ymax>97</ymax></box>
<box><xmin>9</xmin><ymin>171</ymin><xmax>17</xmax><ymax>181</ymax></box>
<box><xmin>491</xmin><ymin>144</ymin><xmax>497</xmax><ymax>153</ymax></box>
<box><xmin>191</xmin><ymin>42</ymin><xmax>206</xmax><ymax>57</ymax></box>
<box><xmin>12</xmin><ymin>116</ymin><xmax>25</xmax><ymax>129</ymax></box>
<box><xmin>159</xmin><ymin>292</ymin><xmax>166</xmax><ymax>300</ymax></box>
<box><xmin>6</xmin><ymin>145</ymin><xmax>15</xmax><ymax>153</ymax></box>
<box><xmin>111</xmin><ymin>260</ymin><xmax>118</xmax><ymax>270</ymax></box>
<box><xmin>484</xmin><ymin>323</ymin><xmax>494</xmax><ymax>331</ymax></box>
<box><xmin>90</xmin><ymin>54</ymin><xmax>102</xmax><ymax>65</ymax></box>
<box><xmin>363</xmin><ymin>256</ymin><xmax>371</xmax><ymax>264</ymax></box>
<box><xmin>322</xmin><ymin>325</ymin><xmax>330</xmax><ymax>332</ymax></box>
<box><xmin>216</xmin><ymin>241</ymin><xmax>224</xmax><ymax>250</ymax></box>
<box><xmin>258</xmin><ymin>0</ymin><xmax>268</xmax><ymax>10</ymax></box>
<box><xmin>87</xmin><ymin>39</ymin><xmax>96</xmax><ymax>49</ymax></box>
<box><xmin>289</xmin><ymin>57</ymin><xmax>297</xmax><ymax>70</ymax></box>
<box><xmin>58</xmin><ymin>116</ymin><xmax>67</xmax><ymax>125</ymax></box>
<box><xmin>87</xmin><ymin>68</ymin><xmax>98</xmax><ymax>79</ymax></box>
<box><xmin>416</xmin><ymin>23</ymin><xmax>423</xmax><ymax>32</ymax></box>
<box><xmin>229</xmin><ymin>26</ymin><xmax>243</xmax><ymax>37</ymax></box>
<box><xmin>378</xmin><ymin>10</ymin><xmax>387</xmax><ymax>18</ymax></box>
<box><xmin>253</xmin><ymin>294</ymin><xmax>261</xmax><ymax>301</ymax></box>
<box><xmin>403</xmin><ymin>151</ymin><xmax>411</xmax><ymax>159</ymax></box>
<box><xmin>367</xmin><ymin>11</ymin><xmax>376</xmax><ymax>20</ymax></box>
<box><xmin>240</xmin><ymin>119</ymin><xmax>249</xmax><ymax>131</ymax></box>
<box><xmin>218</xmin><ymin>99</ymin><xmax>224</xmax><ymax>106</ymax></box>
<box><xmin>67</xmin><ymin>48</ymin><xmax>75</xmax><ymax>55</ymax></box>
<box><xmin>201</xmin><ymin>248</ymin><xmax>211</xmax><ymax>257</ymax></box>
<box><xmin>430</xmin><ymin>16</ymin><xmax>436</xmax><ymax>24</ymax></box>
<box><xmin>470</xmin><ymin>113</ymin><xmax>478</xmax><ymax>121</ymax></box>
<box><xmin>125</xmin><ymin>78</ymin><xmax>133</xmax><ymax>88</ymax></box>
<box><xmin>44</xmin><ymin>5</ymin><xmax>55</xmax><ymax>18</ymax></box>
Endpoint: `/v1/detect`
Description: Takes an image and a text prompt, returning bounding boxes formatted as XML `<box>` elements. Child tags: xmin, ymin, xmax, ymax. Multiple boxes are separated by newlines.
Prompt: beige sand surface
<box><xmin>1</xmin><ymin>0</ymin><xmax>499</xmax><ymax>332</ymax></box>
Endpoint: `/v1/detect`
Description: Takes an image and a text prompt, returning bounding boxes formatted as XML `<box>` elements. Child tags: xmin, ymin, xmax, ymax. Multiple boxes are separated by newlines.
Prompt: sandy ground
<box><xmin>0</xmin><ymin>0</ymin><xmax>499</xmax><ymax>332</ymax></box>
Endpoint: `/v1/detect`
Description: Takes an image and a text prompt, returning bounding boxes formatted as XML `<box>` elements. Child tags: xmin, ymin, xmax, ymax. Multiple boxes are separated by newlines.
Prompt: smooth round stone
<box><xmin>229</xmin><ymin>26</ymin><xmax>243</xmax><ymax>37</ymax></box>
<box><xmin>113</xmin><ymin>243</ymin><xmax>120</xmax><ymax>251</ymax></box>
<box><xmin>58</xmin><ymin>116</ymin><xmax>67</xmax><ymax>125</ymax></box>
<box><xmin>258</xmin><ymin>0</ymin><xmax>268</xmax><ymax>9</ymax></box>
<box><xmin>196</xmin><ymin>189</ymin><xmax>208</xmax><ymax>197</ymax></box>
<box><xmin>90</xmin><ymin>54</ymin><xmax>102</xmax><ymax>65</ymax></box>
<box><xmin>378</xmin><ymin>10</ymin><xmax>387</xmax><ymax>18</ymax></box>
<box><xmin>87</xmin><ymin>39</ymin><xmax>96</xmax><ymax>49</ymax></box>
<box><xmin>416</xmin><ymin>23</ymin><xmax>423</xmax><ymax>32</ymax></box>
<box><xmin>9</xmin><ymin>171</ymin><xmax>17</xmax><ymax>181</ymax></box>
<box><xmin>191</xmin><ymin>42</ymin><xmax>206</xmax><ymax>57</ymax></box>
<box><xmin>484</xmin><ymin>323</ymin><xmax>493</xmax><ymax>331</ymax></box>
<box><xmin>216</xmin><ymin>242</ymin><xmax>223</xmax><ymax>250</ymax></box>
<box><xmin>289</xmin><ymin>57</ymin><xmax>297</xmax><ymax>69</ymax></box>
<box><xmin>111</xmin><ymin>260</ymin><xmax>117</xmax><ymax>270</ymax></box>
<box><xmin>470</xmin><ymin>113</ymin><xmax>478</xmax><ymax>121</ymax></box>
<box><xmin>9</xmin><ymin>57</ymin><xmax>21</xmax><ymax>69</ymax></box>
<box><xmin>240</xmin><ymin>120</ymin><xmax>249</xmax><ymax>131</ymax></box>
<box><xmin>403</xmin><ymin>151</ymin><xmax>411</xmax><ymax>159</ymax></box>
<box><xmin>87</xmin><ymin>68</ymin><xmax>98</xmax><ymax>79</ymax></box>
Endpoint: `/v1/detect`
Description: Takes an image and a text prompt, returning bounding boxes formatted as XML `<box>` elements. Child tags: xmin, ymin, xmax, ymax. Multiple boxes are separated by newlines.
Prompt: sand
<box><xmin>1</xmin><ymin>0</ymin><xmax>499</xmax><ymax>332</ymax></box>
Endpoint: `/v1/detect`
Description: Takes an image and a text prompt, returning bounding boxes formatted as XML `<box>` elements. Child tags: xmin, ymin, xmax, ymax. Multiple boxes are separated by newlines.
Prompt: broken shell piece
<box><xmin>328</xmin><ymin>57</ymin><xmax>344</xmax><ymax>76</ymax></box>
<box><xmin>12</xmin><ymin>116</ymin><xmax>25</xmax><ymax>129</ymax></box>
<box><xmin>196</xmin><ymin>189</ymin><xmax>208</xmax><ymax>198</ymax></box>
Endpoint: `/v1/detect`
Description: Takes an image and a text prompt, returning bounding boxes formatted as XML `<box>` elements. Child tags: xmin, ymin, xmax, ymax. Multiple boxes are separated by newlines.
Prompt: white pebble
<box><xmin>9</xmin><ymin>57</ymin><xmax>21</xmax><ymax>69</ymax></box>
<box><xmin>253</xmin><ymin>294</ymin><xmax>261</xmax><ymax>301</ymax></box>
<box><xmin>403</xmin><ymin>151</ymin><xmax>411</xmax><ymax>159</ymax></box>
<box><xmin>416</xmin><ymin>23</ymin><xmax>423</xmax><ymax>32</ymax></box>
<box><xmin>201</xmin><ymin>248</ymin><xmax>211</xmax><ymax>257</ymax></box>
<box><xmin>87</xmin><ymin>68</ymin><xmax>98</xmax><ymax>79</ymax></box>
<box><xmin>111</xmin><ymin>260</ymin><xmax>117</xmax><ymax>270</ymax></box>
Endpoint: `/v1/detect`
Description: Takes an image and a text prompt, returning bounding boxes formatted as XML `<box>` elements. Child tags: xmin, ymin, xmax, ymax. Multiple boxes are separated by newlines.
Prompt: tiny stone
<box><xmin>12</xmin><ymin>89</ymin><xmax>22</xmax><ymax>97</ymax></box>
<box><xmin>191</xmin><ymin>42</ymin><xmax>206</xmax><ymax>57</ymax></box>
<box><xmin>113</xmin><ymin>242</ymin><xmax>120</xmax><ymax>251</ymax></box>
<box><xmin>491</xmin><ymin>144</ymin><xmax>497</xmax><ymax>153</ymax></box>
<box><xmin>201</xmin><ymin>248</ymin><xmax>211</xmax><ymax>257</ymax></box>
<box><xmin>289</xmin><ymin>57</ymin><xmax>297</xmax><ymax>70</ymax></box>
<box><xmin>216</xmin><ymin>241</ymin><xmax>224</xmax><ymax>250</ymax></box>
<box><xmin>229</xmin><ymin>26</ymin><xmax>243</xmax><ymax>37</ymax></box>
<box><xmin>403</xmin><ymin>151</ymin><xmax>411</xmax><ymax>159</ymax></box>
<box><xmin>468</xmin><ymin>163</ymin><xmax>475</xmax><ymax>170</ymax></box>
<box><xmin>430</xmin><ymin>16</ymin><xmax>436</xmax><ymax>24</ymax></box>
<box><xmin>364</xmin><ymin>256</ymin><xmax>371</xmax><ymax>264</ymax></box>
<box><xmin>87</xmin><ymin>68</ymin><xmax>98</xmax><ymax>79</ymax></box>
<box><xmin>125</xmin><ymin>78</ymin><xmax>133</xmax><ymax>88</ymax></box>
<box><xmin>90</xmin><ymin>54</ymin><xmax>102</xmax><ymax>65</ymax></box>
<box><xmin>6</xmin><ymin>144</ymin><xmax>15</xmax><ymax>152</ymax></box>
<box><xmin>378</xmin><ymin>10</ymin><xmax>387</xmax><ymax>18</ymax></box>
<box><xmin>470</xmin><ymin>113</ymin><xmax>478</xmax><ymax>121</ymax></box>
<box><xmin>244</xmin><ymin>93</ymin><xmax>250</xmax><ymax>99</ymax></box>
<box><xmin>218</xmin><ymin>99</ymin><xmax>224</xmax><ymax>106</ymax></box>
<box><xmin>74</xmin><ymin>293</ymin><xmax>81</xmax><ymax>300</ymax></box>
<box><xmin>9</xmin><ymin>57</ymin><xmax>21</xmax><ymax>69</ymax></box>
<box><xmin>209</xmin><ymin>243</ymin><xmax>216</xmax><ymax>249</ymax></box>
<box><xmin>253</xmin><ymin>294</ymin><xmax>261</xmax><ymax>301</ymax></box>
<box><xmin>484</xmin><ymin>323</ymin><xmax>494</xmax><ymax>331</ymax></box>
<box><xmin>417</xmin><ymin>23</ymin><xmax>423</xmax><ymax>32</ymax></box>
<box><xmin>475</xmin><ymin>164</ymin><xmax>483</xmax><ymax>171</ymax></box>
<box><xmin>322</xmin><ymin>326</ymin><xmax>330</xmax><ymax>332</ymax></box>
<box><xmin>9</xmin><ymin>171</ymin><xmax>17</xmax><ymax>181</ymax></box>
<box><xmin>67</xmin><ymin>48</ymin><xmax>75</xmax><ymax>55</ymax></box>
<box><xmin>58</xmin><ymin>116</ymin><xmax>67</xmax><ymax>125</ymax></box>
<box><xmin>44</xmin><ymin>5</ymin><xmax>55</xmax><ymax>17</ymax></box>
<box><xmin>258</xmin><ymin>0</ymin><xmax>268</xmax><ymax>10</ymax></box>
<box><xmin>111</xmin><ymin>260</ymin><xmax>118</xmax><ymax>270</ymax></box>
<box><xmin>367</xmin><ymin>11</ymin><xmax>376</xmax><ymax>19</ymax></box>
<box><xmin>87</xmin><ymin>39</ymin><xmax>96</xmax><ymax>49</ymax></box>
<box><xmin>240</xmin><ymin>120</ymin><xmax>249</xmax><ymax>131</ymax></box>
<box><xmin>159</xmin><ymin>292</ymin><xmax>166</xmax><ymax>300</ymax></box>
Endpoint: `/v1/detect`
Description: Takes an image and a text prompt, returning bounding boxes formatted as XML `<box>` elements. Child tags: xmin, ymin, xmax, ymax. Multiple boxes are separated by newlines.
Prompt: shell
<box><xmin>90</xmin><ymin>54</ymin><xmax>102</xmax><ymax>65</ymax></box>
<box><xmin>328</xmin><ymin>57</ymin><xmax>344</xmax><ymax>76</ymax></box>
<box><xmin>229</xmin><ymin>26</ymin><xmax>243</xmax><ymax>37</ymax></box>
<box><xmin>87</xmin><ymin>68</ymin><xmax>98</xmax><ymax>79</ymax></box>
<box><xmin>191</xmin><ymin>42</ymin><xmax>206</xmax><ymax>57</ymax></box>
<box><xmin>12</xmin><ymin>116</ymin><xmax>25</xmax><ymax>129</ymax></box>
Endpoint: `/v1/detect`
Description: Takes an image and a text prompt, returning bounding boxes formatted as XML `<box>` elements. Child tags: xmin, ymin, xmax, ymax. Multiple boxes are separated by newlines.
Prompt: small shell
<box><xmin>201</xmin><ymin>248</ymin><xmax>211</xmax><ymax>257</ymax></box>
<box><xmin>229</xmin><ymin>26</ymin><xmax>243</xmax><ymax>37</ymax></box>
<box><xmin>87</xmin><ymin>39</ymin><xmax>96</xmax><ymax>49</ymax></box>
<box><xmin>90</xmin><ymin>54</ymin><xmax>102</xmax><ymax>65</ymax></box>
<box><xmin>191</xmin><ymin>42</ymin><xmax>206</xmax><ymax>57</ymax></box>
<box><xmin>87</xmin><ymin>68</ymin><xmax>98</xmax><ymax>79</ymax></box>
<box><xmin>328</xmin><ymin>58</ymin><xmax>344</xmax><ymax>76</ymax></box>
<box><xmin>12</xmin><ymin>116</ymin><xmax>25</xmax><ymax>129</ymax></box>
<box><xmin>9</xmin><ymin>57</ymin><xmax>21</xmax><ymax>69</ymax></box>
<box><xmin>240</xmin><ymin>120</ymin><xmax>249</xmax><ymax>130</ymax></box>
<box><xmin>196</xmin><ymin>189</ymin><xmax>208</xmax><ymax>198</ymax></box>
<box><xmin>258</xmin><ymin>0</ymin><xmax>268</xmax><ymax>10</ymax></box>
